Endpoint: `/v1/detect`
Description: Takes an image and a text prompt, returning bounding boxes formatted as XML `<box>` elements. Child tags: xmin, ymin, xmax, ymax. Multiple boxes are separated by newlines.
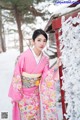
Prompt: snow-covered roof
<box><xmin>54</xmin><ymin>1</ymin><xmax>80</xmax><ymax>17</ymax></box>
<box><xmin>45</xmin><ymin>0</ymin><xmax>80</xmax><ymax>32</ymax></box>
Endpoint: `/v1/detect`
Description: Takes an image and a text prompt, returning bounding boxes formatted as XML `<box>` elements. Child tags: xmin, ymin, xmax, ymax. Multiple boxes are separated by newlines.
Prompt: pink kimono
<box><xmin>8</xmin><ymin>48</ymin><xmax>58</xmax><ymax>120</ymax></box>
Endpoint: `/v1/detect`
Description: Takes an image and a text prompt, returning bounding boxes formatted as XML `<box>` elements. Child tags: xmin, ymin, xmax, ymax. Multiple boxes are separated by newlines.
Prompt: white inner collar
<box><xmin>31</xmin><ymin>48</ymin><xmax>42</xmax><ymax>64</ymax></box>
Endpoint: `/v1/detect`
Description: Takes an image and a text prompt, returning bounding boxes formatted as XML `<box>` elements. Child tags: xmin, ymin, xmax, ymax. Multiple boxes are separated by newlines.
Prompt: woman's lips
<box><xmin>40</xmin><ymin>46</ymin><xmax>44</xmax><ymax>48</ymax></box>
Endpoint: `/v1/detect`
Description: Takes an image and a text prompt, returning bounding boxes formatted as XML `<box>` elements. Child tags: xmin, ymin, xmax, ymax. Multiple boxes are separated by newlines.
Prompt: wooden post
<box><xmin>52</xmin><ymin>18</ymin><xmax>66</xmax><ymax>120</ymax></box>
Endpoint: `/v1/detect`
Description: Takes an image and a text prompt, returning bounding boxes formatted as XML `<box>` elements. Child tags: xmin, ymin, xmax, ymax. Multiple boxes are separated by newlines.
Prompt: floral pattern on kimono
<box><xmin>12</xmin><ymin>75</ymin><xmax>22</xmax><ymax>91</ymax></box>
<box><xmin>18</xmin><ymin>88</ymin><xmax>40</xmax><ymax>120</ymax></box>
<box><xmin>8</xmin><ymin>54</ymin><xmax>24</xmax><ymax>101</ymax></box>
<box><xmin>40</xmin><ymin>69</ymin><xmax>59</xmax><ymax>120</ymax></box>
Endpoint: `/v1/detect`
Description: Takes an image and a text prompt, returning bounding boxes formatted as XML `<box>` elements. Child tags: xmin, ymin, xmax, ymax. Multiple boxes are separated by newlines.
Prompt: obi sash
<box><xmin>8</xmin><ymin>72</ymin><xmax>42</xmax><ymax>101</ymax></box>
<box><xmin>21</xmin><ymin>72</ymin><xmax>41</xmax><ymax>88</ymax></box>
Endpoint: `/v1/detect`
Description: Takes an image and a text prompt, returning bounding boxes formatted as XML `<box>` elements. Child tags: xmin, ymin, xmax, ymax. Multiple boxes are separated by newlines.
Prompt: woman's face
<box><xmin>33</xmin><ymin>34</ymin><xmax>47</xmax><ymax>52</ymax></box>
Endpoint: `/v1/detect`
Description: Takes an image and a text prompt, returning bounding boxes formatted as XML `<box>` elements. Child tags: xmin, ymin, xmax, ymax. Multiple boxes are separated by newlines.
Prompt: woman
<box><xmin>8</xmin><ymin>29</ymin><xmax>59</xmax><ymax>120</ymax></box>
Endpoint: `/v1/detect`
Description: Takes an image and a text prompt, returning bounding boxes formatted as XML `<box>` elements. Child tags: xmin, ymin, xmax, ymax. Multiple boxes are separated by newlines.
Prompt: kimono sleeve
<box><xmin>41</xmin><ymin>57</ymin><xmax>59</xmax><ymax>83</ymax></box>
<box><xmin>41</xmin><ymin>57</ymin><xmax>49</xmax><ymax>83</ymax></box>
<box><xmin>8</xmin><ymin>55</ymin><xmax>24</xmax><ymax>101</ymax></box>
<box><xmin>40</xmin><ymin>58</ymin><xmax>59</xmax><ymax>120</ymax></box>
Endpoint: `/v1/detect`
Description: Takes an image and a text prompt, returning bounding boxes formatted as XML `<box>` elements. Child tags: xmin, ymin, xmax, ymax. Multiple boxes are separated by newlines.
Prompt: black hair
<box><xmin>32</xmin><ymin>29</ymin><xmax>48</xmax><ymax>41</ymax></box>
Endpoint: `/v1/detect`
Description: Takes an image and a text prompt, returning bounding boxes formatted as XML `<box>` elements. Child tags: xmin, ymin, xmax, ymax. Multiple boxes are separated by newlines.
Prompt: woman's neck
<box><xmin>33</xmin><ymin>47</ymin><xmax>41</xmax><ymax>56</ymax></box>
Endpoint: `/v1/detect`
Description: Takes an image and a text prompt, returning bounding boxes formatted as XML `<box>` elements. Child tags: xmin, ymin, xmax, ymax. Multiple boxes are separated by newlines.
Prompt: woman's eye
<box><xmin>43</xmin><ymin>40</ymin><xmax>46</xmax><ymax>42</ymax></box>
<box><xmin>37</xmin><ymin>39</ymin><xmax>41</xmax><ymax>41</ymax></box>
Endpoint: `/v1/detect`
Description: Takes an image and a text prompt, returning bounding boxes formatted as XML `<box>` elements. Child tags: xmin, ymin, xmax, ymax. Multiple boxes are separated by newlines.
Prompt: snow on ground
<box><xmin>0</xmin><ymin>49</ymin><xmax>19</xmax><ymax>120</ymax></box>
<box><xmin>0</xmin><ymin>49</ymin><xmax>63</xmax><ymax>120</ymax></box>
